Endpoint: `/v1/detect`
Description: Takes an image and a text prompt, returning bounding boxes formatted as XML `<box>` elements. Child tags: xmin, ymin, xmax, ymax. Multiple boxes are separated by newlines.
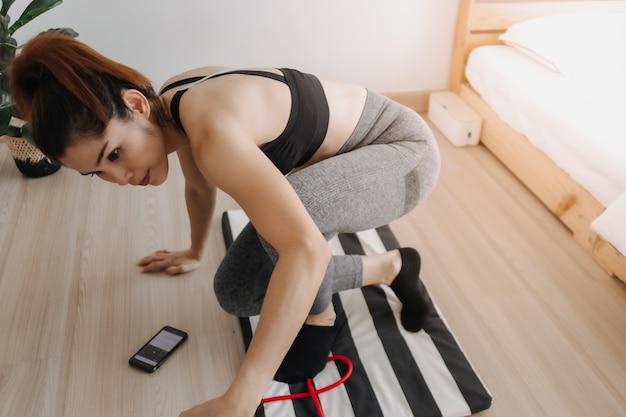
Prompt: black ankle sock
<box><xmin>389</xmin><ymin>247</ymin><xmax>429</xmax><ymax>332</ymax></box>
<box><xmin>274</xmin><ymin>323</ymin><xmax>338</xmax><ymax>384</ymax></box>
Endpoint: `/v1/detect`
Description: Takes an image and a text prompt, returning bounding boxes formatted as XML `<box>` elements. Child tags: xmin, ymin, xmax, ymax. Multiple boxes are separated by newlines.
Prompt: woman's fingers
<box><xmin>137</xmin><ymin>250</ymin><xmax>172</xmax><ymax>266</ymax></box>
<box><xmin>137</xmin><ymin>250</ymin><xmax>199</xmax><ymax>275</ymax></box>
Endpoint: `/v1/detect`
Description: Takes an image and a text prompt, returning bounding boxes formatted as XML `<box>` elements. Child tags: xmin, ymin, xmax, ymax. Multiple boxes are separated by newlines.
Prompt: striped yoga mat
<box><xmin>222</xmin><ymin>210</ymin><xmax>492</xmax><ymax>417</ymax></box>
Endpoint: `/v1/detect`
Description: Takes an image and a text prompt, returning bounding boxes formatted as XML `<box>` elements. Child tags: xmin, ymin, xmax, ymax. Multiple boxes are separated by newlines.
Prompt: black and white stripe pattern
<box><xmin>223</xmin><ymin>210</ymin><xmax>492</xmax><ymax>417</ymax></box>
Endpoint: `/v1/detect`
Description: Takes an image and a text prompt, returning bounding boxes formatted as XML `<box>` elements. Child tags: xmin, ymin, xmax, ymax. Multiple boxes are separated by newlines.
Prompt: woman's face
<box><xmin>59</xmin><ymin>90</ymin><xmax>169</xmax><ymax>186</ymax></box>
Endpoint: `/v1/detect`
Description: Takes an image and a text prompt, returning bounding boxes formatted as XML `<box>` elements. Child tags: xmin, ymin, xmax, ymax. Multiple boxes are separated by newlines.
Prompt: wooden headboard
<box><xmin>449</xmin><ymin>0</ymin><xmax>626</xmax><ymax>92</ymax></box>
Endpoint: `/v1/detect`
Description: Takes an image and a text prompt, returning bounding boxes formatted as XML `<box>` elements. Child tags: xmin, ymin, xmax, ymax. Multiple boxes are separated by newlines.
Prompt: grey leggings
<box><xmin>214</xmin><ymin>90</ymin><xmax>440</xmax><ymax>316</ymax></box>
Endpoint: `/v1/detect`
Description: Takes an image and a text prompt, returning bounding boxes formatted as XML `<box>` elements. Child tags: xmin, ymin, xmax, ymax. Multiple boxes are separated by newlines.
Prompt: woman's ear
<box><xmin>121</xmin><ymin>89</ymin><xmax>151</xmax><ymax>118</ymax></box>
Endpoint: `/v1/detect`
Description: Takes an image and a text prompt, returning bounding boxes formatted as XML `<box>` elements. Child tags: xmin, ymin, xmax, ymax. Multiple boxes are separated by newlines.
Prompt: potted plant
<box><xmin>0</xmin><ymin>0</ymin><xmax>77</xmax><ymax>177</ymax></box>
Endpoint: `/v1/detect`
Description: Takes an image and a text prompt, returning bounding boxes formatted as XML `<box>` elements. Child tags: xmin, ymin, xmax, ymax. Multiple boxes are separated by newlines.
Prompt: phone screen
<box><xmin>129</xmin><ymin>326</ymin><xmax>187</xmax><ymax>372</ymax></box>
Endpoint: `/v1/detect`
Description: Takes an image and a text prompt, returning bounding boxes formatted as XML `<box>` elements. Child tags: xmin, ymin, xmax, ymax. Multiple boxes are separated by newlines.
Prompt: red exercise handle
<box><xmin>261</xmin><ymin>355</ymin><xmax>353</xmax><ymax>417</ymax></box>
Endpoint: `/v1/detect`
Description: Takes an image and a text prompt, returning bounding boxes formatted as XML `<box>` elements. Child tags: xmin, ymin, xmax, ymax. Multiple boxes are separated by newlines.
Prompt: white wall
<box><xmin>10</xmin><ymin>0</ymin><xmax>459</xmax><ymax>93</ymax></box>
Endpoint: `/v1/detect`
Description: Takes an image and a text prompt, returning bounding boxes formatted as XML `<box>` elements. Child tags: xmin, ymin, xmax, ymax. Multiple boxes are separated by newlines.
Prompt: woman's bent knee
<box><xmin>213</xmin><ymin>276</ymin><xmax>264</xmax><ymax>317</ymax></box>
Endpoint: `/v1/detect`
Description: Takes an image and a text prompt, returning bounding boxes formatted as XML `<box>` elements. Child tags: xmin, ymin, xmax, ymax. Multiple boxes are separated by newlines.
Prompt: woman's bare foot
<box><xmin>361</xmin><ymin>250</ymin><xmax>402</xmax><ymax>287</ymax></box>
<box><xmin>362</xmin><ymin>248</ymin><xmax>429</xmax><ymax>332</ymax></box>
<box><xmin>389</xmin><ymin>248</ymin><xmax>428</xmax><ymax>331</ymax></box>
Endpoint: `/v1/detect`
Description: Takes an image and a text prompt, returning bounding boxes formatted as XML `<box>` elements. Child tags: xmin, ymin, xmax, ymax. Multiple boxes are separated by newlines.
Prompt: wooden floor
<box><xmin>0</xmin><ymin>117</ymin><xmax>625</xmax><ymax>417</ymax></box>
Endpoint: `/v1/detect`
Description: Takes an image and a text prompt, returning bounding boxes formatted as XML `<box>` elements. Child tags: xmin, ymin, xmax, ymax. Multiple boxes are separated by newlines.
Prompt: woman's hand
<box><xmin>137</xmin><ymin>249</ymin><xmax>200</xmax><ymax>275</ymax></box>
<box><xmin>179</xmin><ymin>396</ymin><xmax>254</xmax><ymax>417</ymax></box>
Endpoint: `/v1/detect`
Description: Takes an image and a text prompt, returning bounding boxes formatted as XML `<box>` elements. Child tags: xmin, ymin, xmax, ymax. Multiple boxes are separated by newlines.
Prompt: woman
<box><xmin>10</xmin><ymin>33</ymin><xmax>440</xmax><ymax>417</ymax></box>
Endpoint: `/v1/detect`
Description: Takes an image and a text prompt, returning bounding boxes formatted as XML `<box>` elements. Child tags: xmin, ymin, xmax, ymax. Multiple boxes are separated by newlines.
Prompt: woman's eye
<box><xmin>108</xmin><ymin>148</ymin><xmax>120</xmax><ymax>162</ymax></box>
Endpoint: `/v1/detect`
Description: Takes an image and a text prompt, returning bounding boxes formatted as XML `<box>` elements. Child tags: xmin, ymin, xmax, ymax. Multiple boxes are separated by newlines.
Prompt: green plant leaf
<box><xmin>21</xmin><ymin>123</ymin><xmax>37</xmax><ymax>145</ymax></box>
<box><xmin>6</xmin><ymin>123</ymin><xmax>20</xmax><ymax>137</ymax></box>
<box><xmin>0</xmin><ymin>36</ymin><xmax>17</xmax><ymax>75</ymax></box>
<box><xmin>7</xmin><ymin>0</ymin><xmax>63</xmax><ymax>37</ymax></box>
<box><xmin>46</xmin><ymin>27</ymin><xmax>77</xmax><ymax>38</ymax></box>
<box><xmin>1</xmin><ymin>1</ymin><xmax>18</xmax><ymax>17</ymax></box>
<box><xmin>0</xmin><ymin>101</ymin><xmax>11</xmax><ymax>136</ymax></box>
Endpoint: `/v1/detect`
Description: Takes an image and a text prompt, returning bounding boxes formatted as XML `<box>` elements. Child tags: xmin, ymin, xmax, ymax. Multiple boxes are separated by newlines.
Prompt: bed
<box><xmin>449</xmin><ymin>0</ymin><xmax>626</xmax><ymax>284</ymax></box>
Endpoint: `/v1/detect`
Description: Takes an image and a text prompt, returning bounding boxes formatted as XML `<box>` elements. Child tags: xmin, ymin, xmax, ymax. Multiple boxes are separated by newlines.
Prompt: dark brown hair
<box><xmin>9</xmin><ymin>32</ymin><xmax>171</xmax><ymax>159</ymax></box>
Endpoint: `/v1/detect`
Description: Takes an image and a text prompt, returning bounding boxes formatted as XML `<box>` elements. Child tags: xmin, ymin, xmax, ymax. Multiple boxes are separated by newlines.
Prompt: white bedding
<box><xmin>465</xmin><ymin>45</ymin><xmax>626</xmax><ymax>207</ymax></box>
<box><xmin>465</xmin><ymin>45</ymin><xmax>626</xmax><ymax>255</ymax></box>
<box><xmin>591</xmin><ymin>190</ymin><xmax>626</xmax><ymax>256</ymax></box>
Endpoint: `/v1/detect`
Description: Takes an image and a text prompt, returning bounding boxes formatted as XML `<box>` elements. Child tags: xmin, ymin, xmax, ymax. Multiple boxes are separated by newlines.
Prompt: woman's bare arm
<box><xmin>137</xmin><ymin>146</ymin><xmax>216</xmax><ymax>275</ymax></box>
<box><xmin>178</xmin><ymin>145</ymin><xmax>217</xmax><ymax>259</ymax></box>
<box><xmin>186</xmin><ymin>113</ymin><xmax>331</xmax><ymax>414</ymax></box>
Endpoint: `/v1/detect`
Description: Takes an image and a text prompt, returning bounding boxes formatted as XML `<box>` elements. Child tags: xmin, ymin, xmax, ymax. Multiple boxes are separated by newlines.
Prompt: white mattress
<box><xmin>465</xmin><ymin>45</ymin><xmax>626</xmax><ymax>207</ymax></box>
<box><xmin>465</xmin><ymin>45</ymin><xmax>626</xmax><ymax>255</ymax></box>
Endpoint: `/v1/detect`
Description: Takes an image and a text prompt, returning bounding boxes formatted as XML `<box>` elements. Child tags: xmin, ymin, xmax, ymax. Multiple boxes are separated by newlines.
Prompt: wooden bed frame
<box><xmin>449</xmin><ymin>0</ymin><xmax>626</xmax><ymax>283</ymax></box>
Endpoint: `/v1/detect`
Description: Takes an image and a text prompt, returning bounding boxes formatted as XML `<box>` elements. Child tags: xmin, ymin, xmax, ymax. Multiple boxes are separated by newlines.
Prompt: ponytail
<box><xmin>9</xmin><ymin>32</ymin><xmax>169</xmax><ymax>159</ymax></box>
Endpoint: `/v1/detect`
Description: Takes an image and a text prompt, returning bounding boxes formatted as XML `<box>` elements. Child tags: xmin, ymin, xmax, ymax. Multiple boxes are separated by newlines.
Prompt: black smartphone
<box><xmin>129</xmin><ymin>326</ymin><xmax>188</xmax><ymax>373</ymax></box>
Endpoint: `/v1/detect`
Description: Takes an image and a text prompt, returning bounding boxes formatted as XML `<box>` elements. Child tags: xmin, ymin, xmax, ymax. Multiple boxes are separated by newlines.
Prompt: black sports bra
<box><xmin>160</xmin><ymin>68</ymin><xmax>330</xmax><ymax>174</ymax></box>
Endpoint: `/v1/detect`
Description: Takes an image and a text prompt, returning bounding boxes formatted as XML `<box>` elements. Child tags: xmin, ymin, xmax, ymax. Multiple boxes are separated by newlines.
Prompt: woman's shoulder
<box><xmin>159</xmin><ymin>66</ymin><xmax>229</xmax><ymax>94</ymax></box>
